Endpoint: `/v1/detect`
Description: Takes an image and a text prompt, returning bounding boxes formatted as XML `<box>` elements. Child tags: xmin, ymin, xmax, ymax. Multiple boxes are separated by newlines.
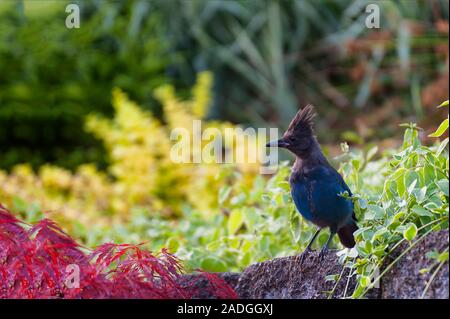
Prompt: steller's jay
<box><xmin>266</xmin><ymin>105</ymin><xmax>358</xmax><ymax>260</ymax></box>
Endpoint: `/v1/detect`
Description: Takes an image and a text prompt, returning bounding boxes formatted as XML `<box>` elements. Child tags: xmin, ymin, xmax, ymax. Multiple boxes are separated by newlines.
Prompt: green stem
<box><xmin>342</xmin><ymin>260</ymin><xmax>354</xmax><ymax>299</ymax></box>
<box><xmin>360</xmin><ymin>218</ymin><xmax>447</xmax><ymax>298</ymax></box>
<box><xmin>327</xmin><ymin>262</ymin><xmax>346</xmax><ymax>299</ymax></box>
<box><xmin>420</xmin><ymin>247</ymin><xmax>449</xmax><ymax>299</ymax></box>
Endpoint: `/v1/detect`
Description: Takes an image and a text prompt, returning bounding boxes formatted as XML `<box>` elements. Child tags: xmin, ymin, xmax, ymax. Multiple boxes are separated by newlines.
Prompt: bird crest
<box><xmin>286</xmin><ymin>104</ymin><xmax>316</xmax><ymax>136</ymax></box>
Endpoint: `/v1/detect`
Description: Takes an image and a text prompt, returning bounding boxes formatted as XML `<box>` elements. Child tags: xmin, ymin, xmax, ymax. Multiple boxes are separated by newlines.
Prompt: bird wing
<box><xmin>328</xmin><ymin>167</ymin><xmax>357</xmax><ymax>222</ymax></box>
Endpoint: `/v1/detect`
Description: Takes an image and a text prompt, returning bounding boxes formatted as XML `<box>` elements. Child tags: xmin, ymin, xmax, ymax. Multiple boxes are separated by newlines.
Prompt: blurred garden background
<box><xmin>0</xmin><ymin>0</ymin><xmax>448</xmax><ymax>297</ymax></box>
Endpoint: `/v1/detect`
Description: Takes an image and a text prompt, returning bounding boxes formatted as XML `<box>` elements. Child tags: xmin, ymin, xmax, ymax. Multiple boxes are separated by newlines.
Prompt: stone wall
<box><xmin>188</xmin><ymin>229</ymin><xmax>449</xmax><ymax>299</ymax></box>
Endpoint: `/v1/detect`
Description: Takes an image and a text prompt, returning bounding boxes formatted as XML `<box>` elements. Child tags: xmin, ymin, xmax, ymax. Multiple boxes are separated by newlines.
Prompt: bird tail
<box><xmin>338</xmin><ymin>221</ymin><xmax>358</xmax><ymax>248</ymax></box>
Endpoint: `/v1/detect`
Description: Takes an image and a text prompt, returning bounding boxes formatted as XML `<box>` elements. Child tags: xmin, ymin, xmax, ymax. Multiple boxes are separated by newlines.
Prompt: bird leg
<box><xmin>318</xmin><ymin>231</ymin><xmax>336</xmax><ymax>261</ymax></box>
<box><xmin>298</xmin><ymin>228</ymin><xmax>322</xmax><ymax>264</ymax></box>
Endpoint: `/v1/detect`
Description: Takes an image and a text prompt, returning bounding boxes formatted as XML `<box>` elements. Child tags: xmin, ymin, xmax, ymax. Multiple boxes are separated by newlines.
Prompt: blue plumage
<box><xmin>290</xmin><ymin>165</ymin><xmax>354</xmax><ymax>231</ymax></box>
<box><xmin>266</xmin><ymin>105</ymin><xmax>358</xmax><ymax>259</ymax></box>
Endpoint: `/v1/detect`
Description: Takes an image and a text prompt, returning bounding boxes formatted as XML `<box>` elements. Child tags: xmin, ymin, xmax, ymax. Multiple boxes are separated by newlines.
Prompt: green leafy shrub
<box><xmin>0</xmin><ymin>1</ymin><xmax>176</xmax><ymax>170</ymax></box>
<box><xmin>335</xmin><ymin>101</ymin><xmax>449</xmax><ymax>298</ymax></box>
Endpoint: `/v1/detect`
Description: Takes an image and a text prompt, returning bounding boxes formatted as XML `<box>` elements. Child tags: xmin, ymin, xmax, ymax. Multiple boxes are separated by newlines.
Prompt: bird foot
<box><xmin>296</xmin><ymin>249</ymin><xmax>312</xmax><ymax>265</ymax></box>
<box><xmin>318</xmin><ymin>248</ymin><xmax>328</xmax><ymax>261</ymax></box>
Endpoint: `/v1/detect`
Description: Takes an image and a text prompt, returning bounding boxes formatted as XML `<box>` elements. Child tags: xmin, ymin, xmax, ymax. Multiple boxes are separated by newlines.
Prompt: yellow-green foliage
<box><xmin>0</xmin><ymin>72</ymin><xmax>260</xmax><ymax>229</ymax></box>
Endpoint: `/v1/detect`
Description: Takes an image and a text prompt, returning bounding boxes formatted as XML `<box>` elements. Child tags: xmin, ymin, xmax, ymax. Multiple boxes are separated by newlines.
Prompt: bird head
<box><xmin>266</xmin><ymin>104</ymin><xmax>317</xmax><ymax>157</ymax></box>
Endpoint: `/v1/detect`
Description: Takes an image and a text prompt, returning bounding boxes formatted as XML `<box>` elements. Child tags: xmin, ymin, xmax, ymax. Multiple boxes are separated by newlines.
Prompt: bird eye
<box><xmin>297</xmin><ymin>137</ymin><xmax>311</xmax><ymax>150</ymax></box>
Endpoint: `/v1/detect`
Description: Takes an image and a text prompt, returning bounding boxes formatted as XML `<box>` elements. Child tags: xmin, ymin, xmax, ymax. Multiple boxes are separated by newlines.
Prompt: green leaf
<box><xmin>436</xmin><ymin>138</ymin><xmax>449</xmax><ymax>156</ymax></box>
<box><xmin>228</xmin><ymin>237</ymin><xmax>240</xmax><ymax>249</ymax></box>
<box><xmin>393</xmin><ymin>211</ymin><xmax>406</xmax><ymax>222</ymax></box>
<box><xmin>353</xmin><ymin>227</ymin><xmax>370</xmax><ymax>238</ymax></box>
<box><xmin>436</xmin><ymin>179</ymin><xmax>449</xmax><ymax>197</ymax></box>
<box><xmin>358</xmin><ymin>198</ymin><xmax>368</xmax><ymax>210</ymax></box>
<box><xmin>366</xmin><ymin>146</ymin><xmax>378</xmax><ymax>162</ymax></box>
<box><xmin>240</xmin><ymin>251</ymin><xmax>252</xmax><ymax>266</ymax></box>
<box><xmin>241</xmin><ymin>240</ymin><xmax>252</xmax><ymax>253</ymax></box>
<box><xmin>165</xmin><ymin>237</ymin><xmax>180</xmax><ymax>253</ymax></box>
<box><xmin>411</xmin><ymin>205</ymin><xmax>433</xmax><ymax>217</ymax></box>
<box><xmin>243</xmin><ymin>207</ymin><xmax>259</xmax><ymax>232</ymax></box>
<box><xmin>356</xmin><ymin>244</ymin><xmax>369</xmax><ymax>257</ymax></box>
<box><xmin>405</xmin><ymin>171</ymin><xmax>420</xmax><ymax>194</ymax></box>
<box><xmin>206</xmin><ymin>240</ymin><xmax>221</xmax><ymax>252</ymax></box>
<box><xmin>428</xmin><ymin>119</ymin><xmax>448</xmax><ymax>138</ymax></box>
<box><xmin>325</xmin><ymin>274</ymin><xmax>339</xmax><ymax>282</ymax></box>
<box><xmin>372</xmin><ymin>227</ymin><xmax>389</xmax><ymax>242</ymax></box>
<box><xmin>391</xmin><ymin>167</ymin><xmax>407</xmax><ymax>196</ymax></box>
<box><xmin>352</xmin><ymin>159</ymin><xmax>361</xmax><ymax>171</ymax></box>
<box><xmin>365</xmin><ymin>205</ymin><xmax>384</xmax><ymax>220</ymax></box>
<box><xmin>218</xmin><ymin>186</ymin><xmax>232</xmax><ymax>204</ymax></box>
<box><xmin>351</xmin><ymin>284</ymin><xmax>366</xmax><ymax>298</ymax></box>
<box><xmin>360</xmin><ymin>276</ymin><xmax>371</xmax><ymax>288</ymax></box>
<box><xmin>227</xmin><ymin>209</ymin><xmax>244</xmax><ymax>235</ymax></box>
<box><xmin>289</xmin><ymin>210</ymin><xmax>302</xmax><ymax>243</ymax></box>
<box><xmin>396</xmin><ymin>177</ymin><xmax>406</xmax><ymax>197</ymax></box>
<box><xmin>425</xmin><ymin>250</ymin><xmax>440</xmax><ymax>260</ymax></box>
<box><xmin>373</xmin><ymin>245</ymin><xmax>388</xmax><ymax>258</ymax></box>
<box><xmin>403</xmin><ymin>223</ymin><xmax>418</xmax><ymax>241</ymax></box>
<box><xmin>200</xmin><ymin>257</ymin><xmax>228</xmax><ymax>272</ymax></box>
<box><xmin>411</xmin><ymin>186</ymin><xmax>427</xmax><ymax>203</ymax></box>
<box><xmin>364</xmin><ymin>240</ymin><xmax>373</xmax><ymax>252</ymax></box>
<box><xmin>421</xmin><ymin>164</ymin><xmax>435</xmax><ymax>184</ymax></box>
<box><xmin>391</xmin><ymin>167</ymin><xmax>406</xmax><ymax>180</ymax></box>
<box><xmin>259</xmin><ymin>235</ymin><xmax>270</xmax><ymax>252</ymax></box>
<box><xmin>438</xmin><ymin>100</ymin><xmax>449</xmax><ymax>108</ymax></box>
<box><xmin>438</xmin><ymin>251</ymin><xmax>449</xmax><ymax>263</ymax></box>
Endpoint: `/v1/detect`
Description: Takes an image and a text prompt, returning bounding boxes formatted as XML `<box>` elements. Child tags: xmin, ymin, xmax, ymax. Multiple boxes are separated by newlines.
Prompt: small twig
<box><xmin>327</xmin><ymin>262</ymin><xmax>346</xmax><ymax>299</ymax></box>
<box><xmin>360</xmin><ymin>220</ymin><xmax>446</xmax><ymax>297</ymax></box>
<box><xmin>342</xmin><ymin>258</ymin><xmax>355</xmax><ymax>299</ymax></box>
<box><xmin>420</xmin><ymin>247</ymin><xmax>449</xmax><ymax>299</ymax></box>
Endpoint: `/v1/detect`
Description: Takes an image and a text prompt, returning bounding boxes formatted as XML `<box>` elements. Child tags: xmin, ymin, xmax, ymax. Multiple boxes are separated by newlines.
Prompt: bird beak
<box><xmin>266</xmin><ymin>139</ymin><xmax>289</xmax><ymax>148</ymax></box>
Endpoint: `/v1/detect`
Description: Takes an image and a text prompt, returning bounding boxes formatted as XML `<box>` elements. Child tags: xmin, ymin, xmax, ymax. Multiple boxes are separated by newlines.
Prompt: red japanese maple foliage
<box><xmin>0</xmin><ymin>205</ymin><xmax>238</xmax><ymax>299</ymax></box>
